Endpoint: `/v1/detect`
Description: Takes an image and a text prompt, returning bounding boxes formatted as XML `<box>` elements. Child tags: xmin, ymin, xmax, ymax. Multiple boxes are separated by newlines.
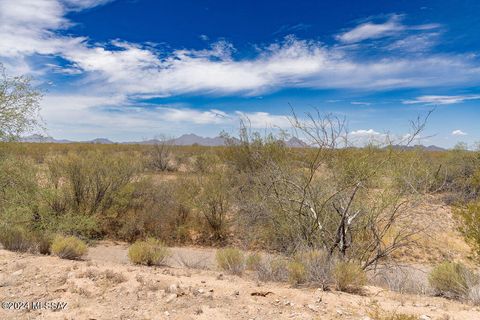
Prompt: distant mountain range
<box><xmin>19</xmin><ymin>134</ymin><xmax>445</xmax><ymax>150</ymax></box>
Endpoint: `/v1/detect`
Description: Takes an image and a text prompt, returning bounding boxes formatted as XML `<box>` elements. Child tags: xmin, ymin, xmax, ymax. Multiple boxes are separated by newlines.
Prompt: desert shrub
<box><xmin>287</xmin><ymin>261</ymin><xmax>307</xmax><ymax>285</ymax></box>
<box><xmin>454</xmin><ymin>201</ymin><xmax>480</xmax><ymax>257</ymax></box>
<box><xmin>333</xmin><ymin>261</ymin><xmax>367</xmax><ymax>293</ymax></box>
<box><xmin>245</xmin><ymin>252</ymin><xmax>262</xmax><ymax>271</ymax></box>
<box><xmin>146</xmin><ymin>138</ymin><xmax>176</xmax><ymax>172</ymax></box>
<box><xmin>216</xmin><ymin>248</ymin><xmax>245</xmax><ymax>275</ymax></box>
<box><xmin>428</xmin><ymin>261</ymin><xmax>477</xmax><ymax>299</ymax></box>
<box><xmin>34</xmin><ymin>232</ymin><xmax>53</xmax><ymax>255</ymax></box>
<box><xmin>128</xmin><ymin>238</ymin><xmax>170</xmax><ymax>266</ymax></box>
<box><xmin>0</xmin><ymin>226</ymin><xmax>34</xmax><ymax>252</ymax></box>
<box><xmin>192</xmin><ymin>153</ymin><xmax>219</xmax><ymax>174</ymax></box>
<box><xmin>51</xmin><ymin>235</ymin><xmax>87</xmax><ymax>260</ymax></box>
<box><xmin>194</xmin><ymin>172</ymin><xmax>232</xmax><ymax>240</ymax></box>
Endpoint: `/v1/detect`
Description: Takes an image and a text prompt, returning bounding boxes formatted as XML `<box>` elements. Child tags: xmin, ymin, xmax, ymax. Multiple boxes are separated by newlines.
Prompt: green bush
<box><xmin>333</xmin><ymin>261</ymin><xmax>367</xmax><ymax>293</ymax></box>
<box><xmin>0</xmin><ymin>226</ymin><xmax>33</xmax><ymax>252</ymax></box>
<box><xmin>51</xmin><ymin>235</ymin><xmax>87</xmax><ymax>260</ymax></box>
<box><xmin>428</xmin><ymin>261</ymin><xmax>477</xmax><ymax>299</ymax></box>
<box><xmin>128</xmin><ymin>238</ymin><xmax>170</xmax><ymax>266</ymax></box>
<box><xmin>216</xmin><ymin>248</ymin><xmax>245</xmax><ymax>275</ymax></box>
<box><xmin>454</xmin><ymin>201</ymin><xmax>480</xmax><ymax>257</ymax></box>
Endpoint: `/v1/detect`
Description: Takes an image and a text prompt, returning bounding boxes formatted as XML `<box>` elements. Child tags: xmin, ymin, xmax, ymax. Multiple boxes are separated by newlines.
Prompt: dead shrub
<box><xmin>293</xmin><ymin>249</ymin><xmax>333</xmax><ymax>289</ymax></box>
<box><xmin>254</xmin><ymin>256</ymin><xmax>289</xmax><ymax>282</ymax></box>
<box><xmin>468</xmin><ymin>284</ymin><xmax>480</xmax><ymax>305</ymax></box>
<box><xmin>373</xmin><ymin>265</ymin><xmax>429</xmax><ymax>295</ymax></box>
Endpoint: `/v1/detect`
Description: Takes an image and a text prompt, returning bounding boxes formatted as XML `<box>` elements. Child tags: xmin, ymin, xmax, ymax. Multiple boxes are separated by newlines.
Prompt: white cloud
<box><xmin>235</xmin><ymin>111</ymin><xmax>291</xmax><ymax>128</ymax></box>
<box><xmin>350</xmin><ymin>129</ymin><xmax>382</xmax><ymax>137</ymax></box>
<box><xmin>1</xmin><ymin>3</ymin><xmax>479</xmax><ymax>98</ymax></box>
<box><xmin>337</xmin><ymin>15</ymin><xmax>439</xmax><ymax>43</ymax></box>
<box><xmin>403</xmin><ymin>95</ymin><xmax>480</xmax><ymax>105</ymax></box>
<box><xmin>39</xmin><ymin>93</ymin><xmax>292</xmax><ymax>139</ymax></box>
<box><xmin>452</xmin><ymin>129</ymin><xmax>467</xmax><ymax>136</ymax></box>
<box><xmin>337</xmin><ymin>16</ymin><xmax>404</xmax><ymax>43</ymax></box>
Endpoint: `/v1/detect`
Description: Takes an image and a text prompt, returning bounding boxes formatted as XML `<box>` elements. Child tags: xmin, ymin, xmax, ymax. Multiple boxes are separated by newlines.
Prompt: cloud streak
<box><xmin>403</xmin><ymin>95</ymin><xmax>480</xmax><ymax>105</ymax></box>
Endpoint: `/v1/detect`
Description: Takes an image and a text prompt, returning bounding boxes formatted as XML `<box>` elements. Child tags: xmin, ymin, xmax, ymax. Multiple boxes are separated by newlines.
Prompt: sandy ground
<box><xmin>1</xmin><ymin>244</ymin><xmax>480</xmax><ymax>320</ymax></box>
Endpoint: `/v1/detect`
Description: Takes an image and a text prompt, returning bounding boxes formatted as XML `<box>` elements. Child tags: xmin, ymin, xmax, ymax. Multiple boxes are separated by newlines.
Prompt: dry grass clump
<box><xmin>428</xmin><ymin>261</ymin><xmax>478</xmax><ymax>299</ymax></box>
<box><xmin>128</xmin><ymin>238</ymin><xmax>170</xmax><ymax>266</ymax></box>
<box><xmin>368</xmin><ymin>304</ymin><xmax>418</xmax><ymax>320</ymax></box>
<box><xmin>373</xmin><ymin>266</ymin><xmax>430</xmax><ymax>295</ymax></box>
<box><xmin>245</xmin><ymin>252</ymin><xmax>262</xmax><ymax>271</ymax></box>
<box><xmin>175</xmin><ymin>252</ymin><xmax>209</xmax><ymax>270</ymax></box>
<box><xmin>292</xmin><ymin>250</ymin><xmax>333</xmax><ymax>289</ymax></box>
<box><xmin>216</xmin><ymin>247</ymin><xmax>245</xmax><ymax>275</ymax></box>
<box><xmin>333</xmin><ymin>261</ymin><xmax>367</xmax><ymax>294</ymax></box>
<box><xmin>254</xmin><ymin>256</ymin><xmax>289</xmax><ymax>282</ymax></box>
<box><xmin>51</xmin><ymin>235</ymin><xmax>87</xmax><ymax>260</ymax></box>
<box><xmin>287</xmin><ymin>261</ymin><xmax>307</xmax><ymax>285</ymax></box>
<box><xmin>0</xmin><ymin>226</ymin><xmax>34</xmax><ymax>252</ymax></box>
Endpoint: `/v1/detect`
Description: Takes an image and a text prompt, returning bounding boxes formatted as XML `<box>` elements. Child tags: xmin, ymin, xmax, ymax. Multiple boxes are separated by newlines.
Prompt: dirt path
<box><xmin>87</xmin><ymin>241</ymin><xmax>217</xmax><ymax>269</ymax></box>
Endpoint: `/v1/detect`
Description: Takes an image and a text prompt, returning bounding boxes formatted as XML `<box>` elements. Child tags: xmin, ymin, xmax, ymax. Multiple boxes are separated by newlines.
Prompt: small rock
<box><xmin>165</xmin><ymin>293</ymin><xmax>177</xmax><ymax>303</ymax></box>
<box><xmin>197</xmin><ymin>288</ymin><xmax>205</xmax><ymax>294</ymax></box>
<box><xmin>216</xmin><ymin>274</ymin><xmax>224</xmax><ymax>280</ymax></box>
<box><xmin>419</xmin><ymin>316</ymin><xmax>431</xmax><ymax>320</ymax></box>
<box><xmin>233</xmin><ymin>290</ymin><xmax>240</xmax><ymax>296</ymax></box>
<box><xmin>12</xmin><ymin>269</ymin><xmax>23</xmax><ymax>276</ymax></box>
<box><xmin>168</xmin><ymin>284</ymin><xmax>178</xmax><ymax>293</ymax></box>
<box><xmin>164</xmin><ymin>311</ymin><xmax>170</xmax><ymax>317</ymax></box>
<box><xmin>306</xmin><ymin>304</ymin><xmax>318</xmax><ymax>312</ymax></box>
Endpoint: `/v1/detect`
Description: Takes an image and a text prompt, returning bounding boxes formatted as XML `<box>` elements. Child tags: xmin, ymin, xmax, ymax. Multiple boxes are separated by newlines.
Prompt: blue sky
<box><xmin>1</xmin><ymin>0</ymin><xmax>479</xmax><ymax>147</ymax></box>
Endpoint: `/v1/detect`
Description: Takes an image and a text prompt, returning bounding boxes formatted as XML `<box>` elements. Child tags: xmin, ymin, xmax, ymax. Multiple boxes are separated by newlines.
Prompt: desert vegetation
<box><xmin>1</xmin><ymin>64</ymin><xmax>480</xmax><ymax>317</ymax></box>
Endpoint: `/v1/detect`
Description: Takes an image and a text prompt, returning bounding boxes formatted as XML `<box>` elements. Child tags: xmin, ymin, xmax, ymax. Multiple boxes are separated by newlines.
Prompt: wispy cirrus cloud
<box><xmin>351</xmin><ymin>101</ymin><xmax>371</xmax><ymax>106</ymax></box>
<box><xmin>336</xmin><ymin>14</ymin><xmax>439</xmax><ymax>43</ymax></box>
<box><xmin>403</xmin><ymin>95</ymin><xmax>480</xmax><ymax>105</ymax></box>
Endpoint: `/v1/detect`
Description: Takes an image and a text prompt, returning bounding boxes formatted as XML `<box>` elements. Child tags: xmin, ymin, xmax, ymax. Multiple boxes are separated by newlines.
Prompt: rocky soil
<box><xmin>1</xmin><ymin>244</ymin><xmax>479</xmax><ymax>320</ymax></box>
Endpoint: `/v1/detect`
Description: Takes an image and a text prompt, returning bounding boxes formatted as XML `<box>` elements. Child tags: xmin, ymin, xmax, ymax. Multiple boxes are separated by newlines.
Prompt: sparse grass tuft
<box><xmin>128</xmin><ymin>238</ymin><xmax>170</xmax><ymax>266</ymax></box>
<box><xmin>51</xmin><ymin>235</ymin><xmax>87</xmax><ymax>260</ymax></box>
<box><xmin>368</xmin><ymin>303</ymin><xmax>419</xmax><ymax>320</ymax></box>
<box><xmin>216</xmin><ymin>247</ymin><xmax>245</xmax><ymax>275</ymax></box>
